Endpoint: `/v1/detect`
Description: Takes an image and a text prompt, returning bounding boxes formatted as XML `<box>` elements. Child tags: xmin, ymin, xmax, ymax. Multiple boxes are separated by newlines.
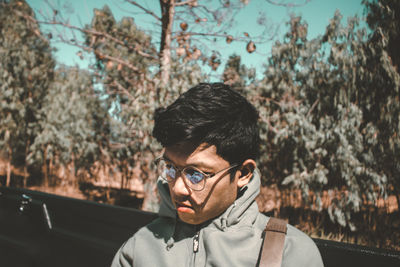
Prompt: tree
<box><xmin>363</xmin><ymin>0</ymin><xmax>400</xmax><ymax>206</ymax></box>
<box><xmin>250</xmin><ymin>3</ymin><xmax>399</xmax><ymax>228</ymax></box>
<box><xmin>0</xmin><ymin>0</ymin><xmax>55</xmax><ymax>186</ymax></box>
<box><xmin>81</xmin><ymin>6</ymin><xmax>206</xmax><ymax>210</ymax></box>
<box><xmin>364</xmin><ymin>0</ymin><xmax>400</xmax><ymax>71</ymax></box>
<box><xmin>28</xmin><ymin>66</ymin><xmax>109</xmax><ymax>187</ymax></box>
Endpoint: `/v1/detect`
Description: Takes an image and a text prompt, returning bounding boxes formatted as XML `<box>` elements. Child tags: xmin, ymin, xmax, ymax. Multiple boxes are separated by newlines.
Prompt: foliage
<box><xmin>0</xmin><ymin>0</ymin><xmax>55</xmax><ymax>185</ymax></box>
<box><xmin>222</xmin><ymin>54</ymin><xmax>256</xmax><ymax>94</ymax></box>
<box><xmin>363</xmin><ymin>0</ymin><xmax>400</xmax><ymax>205</ymax></box>
<box><xmin>28</xmin><ymin>66</ymin><xmax>109</xmax><ymax>186</ymax></box>
<box><xmin>247</xmin><ymin>6</ymin><xmax>399</xmax><ymax>228</ymax></box>
<box><xmin>83</xmin><ymin>5</ymin><xmax>157</xmax><ymax>164</ymax></box>
<box><xmin>364</xmin><ymin>0</ymin><xmax>400</xmax><ymax>70</ymax></box>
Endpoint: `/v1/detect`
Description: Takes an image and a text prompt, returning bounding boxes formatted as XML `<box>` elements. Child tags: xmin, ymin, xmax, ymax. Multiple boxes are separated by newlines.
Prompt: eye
<box><xmin>165</xmin><ymin>162</ymin><xmax>173</xmax><ymax>169</ymax></box>
<box><xmin>185</xmin><ymin>169</ymin><xmax>205</xmax><ymax>184</ymax></box>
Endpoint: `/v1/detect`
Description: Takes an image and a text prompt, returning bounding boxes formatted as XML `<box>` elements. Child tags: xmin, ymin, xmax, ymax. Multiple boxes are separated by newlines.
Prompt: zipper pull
<box><xmin>193</xmin><ymin>232</ymin><xmax>200</xmax><ymax>253</ymax></box>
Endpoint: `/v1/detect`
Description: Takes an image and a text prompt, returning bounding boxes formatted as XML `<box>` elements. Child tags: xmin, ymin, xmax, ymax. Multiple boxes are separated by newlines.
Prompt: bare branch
<box><xmin>307</xmin><ymin>99</ymin><xmax>319</xmax><ymax>117</ymax></box>
<box><xmin>57</xmin><ymin>35</ymin><xmax>142</xmax><ymax>74</ymax></box>
<box><xmin>265</xmin><ymin>0</ymin><xmax>311</xmax><ymax>8</ymax></box>
<box><xmin>58</xmin><ymin>21</ymin><xmax>157</xmax><ymax>60</ymax></box>
<box><xmin>174</xmin><ymin>0</ymin><xmax>198</xmax><ymax>7</ymax></box>
<box><xmin>110</xmin><ymin>80</ymin><xmax>142</xmax><ymax>105</ymax></box>
<box><xmin>124</xmin><ymin>0</ymin><xmax>161</xmax><ymax>21</ymax></box>
<box><xmin>173</xmin><ymin>31</ymin><xmax>260</xmax><ymax>43</ymax></box>
<box><xmin>18</xmin><ymin>6</ymin><xmax>158</xmax><ymax>61</ymax></box>
<box><xmin>100</xmin><ymin>52</ymin><xmax>141</xmax><ymax>72</ymax></box>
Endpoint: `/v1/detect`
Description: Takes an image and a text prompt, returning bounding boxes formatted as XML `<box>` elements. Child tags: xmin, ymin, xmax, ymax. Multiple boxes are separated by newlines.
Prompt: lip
<box><xmin>175</xmin><ymin>202</ymin><xmax>195</xmax><ymax>213</ymax></box>
<box><xmin>175</xmin><ymin>201</ymin><xmax>192</xmax><ymax>208</ymax></box>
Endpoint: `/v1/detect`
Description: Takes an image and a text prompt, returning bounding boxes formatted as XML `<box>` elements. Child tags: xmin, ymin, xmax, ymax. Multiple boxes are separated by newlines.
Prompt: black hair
<box><xmin>152</xmin><ymin>83</ymin><xmax>260</xmax><ymax>165</ymax></box>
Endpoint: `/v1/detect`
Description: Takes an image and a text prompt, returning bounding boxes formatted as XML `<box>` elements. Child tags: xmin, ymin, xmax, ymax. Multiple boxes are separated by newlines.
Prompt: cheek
<box><xmin>201</xmin><ymin>179</ymin><xmax>238</xmax><ymax>210</ymax></box>
<box><xmin>189</xmin><ymin>190</ymin><xmax>207</xmax><ymax>205</ymax></box>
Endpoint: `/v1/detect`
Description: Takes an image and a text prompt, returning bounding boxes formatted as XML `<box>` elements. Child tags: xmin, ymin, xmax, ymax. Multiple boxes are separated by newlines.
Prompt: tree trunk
<box><xmin>120</xmin><ymin>163</ymin><xmax>125</xmax><ymax>190</ymax></box>
<box><xmin>42</xmin><ymin>145</ymin><xmax>49</xmax><ymax>187</ymax></box>
<box><xmin>23</xmin><ymin>139</ymin><xmax>30</xmax><ymax>187</ymax></box>
<box><xmin>49</xmin><ymin>156</ymin><xmax>54</xmax><ymax>185</ymax></box>
<box><xmin>393</xmin><ymin>185</ymin><xmax>400</xmax><ymax>216</ymax></box>
<box><xmin>6</xmin><ymin>145</ymin><xmax>11</xmax><ymax>187</ymax></box>
<box><xmin>70</xmin><ymin>152</ymin><xmax>77</xmax><ymax>188</ymax></box>
<box><xmin>23</xmin><ymin>165</ymin><xmax>28</xmax><ymax>188</ymax></box>
<box><xmin>159</xmin><ymin>0</ymin><xmax>175</xmax><ymax>86</ymax></box>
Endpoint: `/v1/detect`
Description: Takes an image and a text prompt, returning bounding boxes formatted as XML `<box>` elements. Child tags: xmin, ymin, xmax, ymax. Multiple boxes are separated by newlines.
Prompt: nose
<box><xmin>171</xmin><ymin>174</ymin><xmax>191</xmax><ymax>197</ymax></box>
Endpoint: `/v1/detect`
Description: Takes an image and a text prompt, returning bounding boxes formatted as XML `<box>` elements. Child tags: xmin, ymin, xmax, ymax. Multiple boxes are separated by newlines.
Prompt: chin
<box><xmin>178</xmin><ymin>213</ymin><xmax>203</xmax><ymax>225</ymax></box>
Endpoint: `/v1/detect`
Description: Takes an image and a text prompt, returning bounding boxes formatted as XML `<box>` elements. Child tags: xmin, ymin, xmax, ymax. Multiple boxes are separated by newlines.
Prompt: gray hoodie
<box><xmin>111</xmin><ymin>170</ymin><xmax>324</xmax><ymax>267</ymax></box>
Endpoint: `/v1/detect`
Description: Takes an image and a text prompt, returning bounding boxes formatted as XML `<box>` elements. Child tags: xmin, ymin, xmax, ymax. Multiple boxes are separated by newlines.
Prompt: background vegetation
<box><xmin>0</xmin><ymin>0</ymin><xmax>399</xmax><ymax>250</ymax></box>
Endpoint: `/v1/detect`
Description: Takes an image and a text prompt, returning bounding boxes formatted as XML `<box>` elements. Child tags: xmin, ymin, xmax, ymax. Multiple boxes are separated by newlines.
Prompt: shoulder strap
<box><xmin>259</xmin><ymin>217</ymin><xmax>287</xmax><ymax>267</ymax></box>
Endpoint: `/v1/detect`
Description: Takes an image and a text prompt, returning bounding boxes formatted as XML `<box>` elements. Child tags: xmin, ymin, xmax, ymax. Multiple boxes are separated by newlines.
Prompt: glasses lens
<box><xmin>157</xmin><ymin>159</ymin><xmax>206</xmax><ymax>190</ymax></box>
<box><xmin>184</xmin><ymin>168</ymin><xmax>205</xmax><ymax>184</ymax></box>
<box><xmin>158</xmin><ymin>160</ymin><xmax>176</xmax><ymax>182</ymax></box>
<box><xmin>165</xmin><ymin>165</ymin><xmax>176</xmax><ymax>179</ymax></box>
<box><xmin>183</xmin><ymin>167</ymin><xmax>206</xmax><ymax>190</ymax></box>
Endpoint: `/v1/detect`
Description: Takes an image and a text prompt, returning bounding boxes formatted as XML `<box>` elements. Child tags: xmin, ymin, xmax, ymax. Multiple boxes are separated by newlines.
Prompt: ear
<box><xmin>237</xmin><ymin>159</ymin><xmax>256</xmax><ymax>188</ymax></box>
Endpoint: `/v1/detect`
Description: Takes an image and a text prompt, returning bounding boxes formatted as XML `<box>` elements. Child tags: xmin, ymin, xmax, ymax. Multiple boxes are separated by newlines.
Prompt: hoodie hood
<box><xmin>157</xmin><ymin>168</ymin><xmax>262</xmax><ymax>230</ymax></box>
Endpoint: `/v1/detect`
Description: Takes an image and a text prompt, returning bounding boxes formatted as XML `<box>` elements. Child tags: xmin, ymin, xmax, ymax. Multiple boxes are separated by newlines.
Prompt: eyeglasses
<box><xmin>155</xmin><ymin>157</ymin><xmax>239</xmax><ymax>191</ymax></box>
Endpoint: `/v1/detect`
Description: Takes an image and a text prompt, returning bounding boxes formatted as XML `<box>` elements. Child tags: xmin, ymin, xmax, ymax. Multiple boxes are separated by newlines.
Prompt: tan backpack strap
<box><xmin>259</xmin><ymin>217</ymin><xmax>287</xmax><ymax>267</ymax></box>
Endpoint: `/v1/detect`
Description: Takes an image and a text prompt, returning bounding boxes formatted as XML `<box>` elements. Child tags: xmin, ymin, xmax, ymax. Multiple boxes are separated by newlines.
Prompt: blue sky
<box><xmin>27</xmin><ymin>0</ymin><xmax>365</xmax><ymax>78</ymax></box>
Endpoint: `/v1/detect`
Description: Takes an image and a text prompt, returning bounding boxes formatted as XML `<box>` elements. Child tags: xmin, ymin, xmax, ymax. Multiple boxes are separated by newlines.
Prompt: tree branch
<box><xmin>124</xmin><ymin>0</ymin><xmax>161</xmax><ymax>21</ymax></box>
<box><xmin>307</xmin><ymin>99</ymin><xmax>319</xmax><ymax>117</ymax></box>
<box><xmin>265</xmin><ymin>0</ymin><xmax>311</xmax><ymax>8</ymax></box>
<box><xmin>16</xmin><ymin>8</ymin><xmax>158</xmax><ymax>61</ymax></box>
<box><xmin>175</xmin><ymin>0</ymin><xmax>198</xmax><ymax>7</ymax></box>
<box><xmin>173</xmin><ymin>31</ymin><xmax>266</xmax><ymax>43</ymax></box>
<box><xmin>111</xmin><ymin>80</ymin><xmax>136</xmax><ymax>101</ymax></box>
<box><xmin>57</xmin><ymin>35</ymin><xmax>142</xmax><ymax>74</ymax></box>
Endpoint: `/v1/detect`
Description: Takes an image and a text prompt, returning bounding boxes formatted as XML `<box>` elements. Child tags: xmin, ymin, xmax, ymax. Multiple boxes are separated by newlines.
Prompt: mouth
<box><xmin>175</xmin><ymin>202</ymin><xmax>195</xmax><ymax>213</ymax></box>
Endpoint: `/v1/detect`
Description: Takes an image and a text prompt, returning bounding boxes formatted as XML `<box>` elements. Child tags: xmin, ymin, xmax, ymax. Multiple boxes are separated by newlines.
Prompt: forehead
<box><xmin>163</xmin><ymin>142</ymin><xmax>227</xmax><ymax>168</ymax></box>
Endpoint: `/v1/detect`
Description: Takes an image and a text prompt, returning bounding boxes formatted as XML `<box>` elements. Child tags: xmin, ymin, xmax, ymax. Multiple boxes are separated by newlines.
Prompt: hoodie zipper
<box><xmin>191</xmin><ymin>230</ymin><xmax>200</xmax><ymax>266</ymax></box>
<box><xmin>193</xmin><ymin>231</ymin><xmax>200</xmax><ymax>253</ymax></box>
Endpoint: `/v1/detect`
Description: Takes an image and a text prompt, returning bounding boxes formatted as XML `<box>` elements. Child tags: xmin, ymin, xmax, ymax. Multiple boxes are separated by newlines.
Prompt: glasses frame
<box><xmin>155</xmin><ymin>157</ymin><xmax>239</xmax><ymax>191</ymax></box>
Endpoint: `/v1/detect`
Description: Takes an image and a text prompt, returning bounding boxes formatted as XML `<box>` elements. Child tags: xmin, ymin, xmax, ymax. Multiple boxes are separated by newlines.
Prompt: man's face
<box><xmin>163</xmin><ymin>142</ymin><xmax>241</xmax><ymax>225</ymax></box>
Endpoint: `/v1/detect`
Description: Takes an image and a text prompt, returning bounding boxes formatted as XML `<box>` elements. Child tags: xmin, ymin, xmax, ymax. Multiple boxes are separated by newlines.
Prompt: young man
<box><xmin>111</xmin><ymin>83</ymin><xmax>323</xmax><ymax>267</ymax></box>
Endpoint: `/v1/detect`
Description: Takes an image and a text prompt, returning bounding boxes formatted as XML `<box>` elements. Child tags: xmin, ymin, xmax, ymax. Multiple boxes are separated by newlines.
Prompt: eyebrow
<box><xmin>161</xmin><ymin>154</ymin><xmax>213</xmax><ymax>171</ymax></box>
<box><xmin>161</xmin><ymin>154</ymin><xmax>175</xmax><ymax>165</ymax></box>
